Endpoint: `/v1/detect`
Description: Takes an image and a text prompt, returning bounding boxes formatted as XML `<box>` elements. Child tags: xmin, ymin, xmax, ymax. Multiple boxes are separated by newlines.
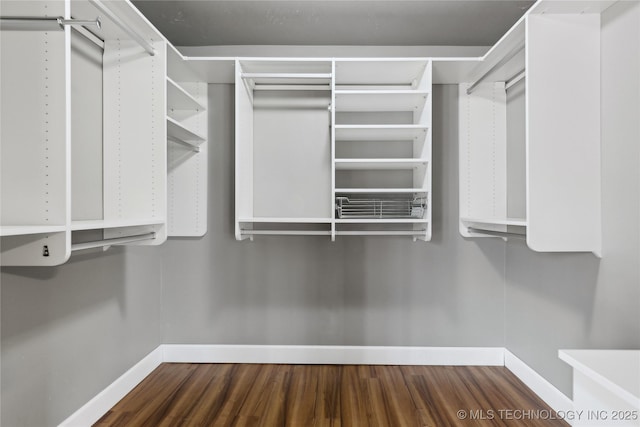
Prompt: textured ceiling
<box><xmin>132</xmin><ymin>1</ymin><xmax>534</xmax><ymax>47</ymax></box>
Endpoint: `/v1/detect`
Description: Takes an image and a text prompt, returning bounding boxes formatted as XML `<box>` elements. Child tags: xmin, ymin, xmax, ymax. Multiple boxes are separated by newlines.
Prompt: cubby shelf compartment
<box><xmin>335</xmin><ymin>60</ymin><xmax>430</xmax><ymax>88</ymax></box>
<box><xmin>334</xmin><ymin>91</ymin><xmax>429</xmax><ymax>112</ymax></box>
<box><xmin>335</xmin><ymin>159</ymin><xmax>427</xmax><ymax>170</ymax></box>
<box><xmin>0</xmin><ymin>226</ymin><xmax>68</xmax><ymax>237</ymax></box>
<box><xmin>167</xmin><ymin>116</ymin><xmax>206</xmax><ymax>145</ymax></box>
<box><xmin>334</xmin><ymin>125</ymin><xmax>429</xmax><ymax>141</ymax></box>
<box><xmin>167</xmin><ymin>77</ymin><xmax>206</xmax><ymax>112</ymax></box>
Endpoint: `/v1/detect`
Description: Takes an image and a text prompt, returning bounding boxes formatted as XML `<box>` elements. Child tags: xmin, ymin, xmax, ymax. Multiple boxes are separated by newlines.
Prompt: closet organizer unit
<box><xmin>166</xmin><ymin>45</ymin><xmax>208</xmax><ymax>237</ymax></box>
<box><xmin>457</xmin><ymin>6</ymin><xmax>602</xmax><ymax>255</ymax></box>
<box><xmin>0</xmin><ymin>0</ymin><xmax>167</xmax><ymax>266</ymax></box>
<box><xmin>235</xmin><ymin>58</ymin><xmax>432</xmax><ymax>241</ymax></box>
<box><xmin>334</xmin><ymin>59</ymin><xmax>432</xmax><ymax>241</ymax></box>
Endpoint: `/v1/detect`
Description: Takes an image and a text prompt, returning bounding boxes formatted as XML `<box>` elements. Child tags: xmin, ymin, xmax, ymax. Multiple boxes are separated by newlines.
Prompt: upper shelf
<box><xmin>335</xmin><ymin>125</ymin><xmax>429</xmax><ymax>141</ymax></box>
<box><xmin>334</xmin><ymin>91</ymin><xmax>429</xmax><ymax>112</ymax></box>
<box><xmin>335</xmin><ymin>59</ymin><xmax>430</xmax><ymax>88</ymax></box>
<box><xmin>167</xmin><ymin>77</ymin><xmax>206</xmax><ymax>112</ymax></box>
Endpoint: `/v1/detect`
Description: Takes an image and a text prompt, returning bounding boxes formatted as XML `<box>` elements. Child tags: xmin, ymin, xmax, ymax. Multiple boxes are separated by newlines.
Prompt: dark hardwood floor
<box><xmin>94</xmin><ymin>363</ymin><xmax>569</xmax><ymax>426</ymax></box>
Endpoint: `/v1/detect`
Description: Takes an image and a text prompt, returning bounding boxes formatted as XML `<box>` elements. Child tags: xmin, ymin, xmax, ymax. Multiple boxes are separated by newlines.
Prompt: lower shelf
<box><xmin>461</xmin><ymin>217</ymin><xmax>527</xmax><ymax>227</ymax></box>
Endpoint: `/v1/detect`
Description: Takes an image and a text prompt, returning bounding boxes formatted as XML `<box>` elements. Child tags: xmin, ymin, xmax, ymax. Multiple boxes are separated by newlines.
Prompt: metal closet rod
<box><xmin>0</xmin><ymin>16</ymin><xmax>101</xmax><ymax>31</ymax></box>
<box><xmin>467</xmin><ymin>227</ymin><xmax>526</xmax><ymax>239</ymax></box>
<box><xmin>71</xmin><ymin>232</ymin><xmax>156</xmax><ymax>252</ymax></box>
<box><xmin>466</xmin><ymin>43</ymin><xmax>526</xmax><ymax>95</ymax></box>
<box><xmin>1</xmin><ymin>2</ymin><xmax>155</xmax><ymax>56</ymax></box>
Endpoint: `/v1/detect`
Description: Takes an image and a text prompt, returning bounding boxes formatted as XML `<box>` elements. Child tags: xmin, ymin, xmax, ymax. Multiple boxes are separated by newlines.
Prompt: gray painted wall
<box><xmin>1</xmin><ymin>248</ymin><xmax>163</xmax><ymax>426</ymax></box>
<box><xmin>160</xmin><ymin>83</ymin><xmax>507</xmax><ymax>347</ymax></box>
<box><xmin>505</xmin><ymin>0</ymin><xmax>640</xmax><ymax>397</ymax></box>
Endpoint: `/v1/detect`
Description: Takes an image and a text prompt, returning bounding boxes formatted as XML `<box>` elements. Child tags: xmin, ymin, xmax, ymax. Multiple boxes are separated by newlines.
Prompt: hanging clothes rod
<box><xmin>466</xmin><ymin>44</ymin><xmax>525</xmax><ymax>95</ymax></box>
<box><xmin>88</xmin><ymin>0</ymin><xmax>156</xmax><ymax>56</ymax></box>
<box><xmin>241</xmin><ymin>230</ymin><xmax>331</xmax><ymax>236</ymax></box>
<box><xmin>0</xmin><ymin>16</ymin><xmax>101</xmax><ymax>31</ymax></box>
<box><xmin>71</xmin><ymin>232</ymin><xmax>156</xmax><ymax>252</ymax></box>
<box><xmin>467</xmin><ymin>227</ymin><xmax>526</xmax><ymax>239</ymax></box>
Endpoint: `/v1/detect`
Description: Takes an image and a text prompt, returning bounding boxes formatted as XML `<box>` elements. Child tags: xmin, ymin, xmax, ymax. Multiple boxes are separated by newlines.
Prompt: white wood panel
<box><xmin>459</xmin><ymin>82</ymin><xmax>507</xmax><ymax>237</ymax></box>
<box><xmin>168</xmin><ymin>82</ymin><xmax>208</xmax><ymax>237</ymax></box>
<box><xmin>235</xmin><ymin>61</ymin><xmax>254</xmax><ymax>239</ymax></box>
<box><xmin>71</xmin><ymin>30</ymin><xmax>104</xmax><ymax>222</ymax></box>
<box><xmin>526</xmin><ymin>14</ymin><xmax>601</xmax><ymax>254</ymax></box>
<box><xmin>103</xmin><ymin>39</ymin><xmax>167</xmax><ymax>244</ymax></box>
<box><xmin>0</xmin><ymin>9</ymin><xmax>67</xmax><ymax>227</ymax></box>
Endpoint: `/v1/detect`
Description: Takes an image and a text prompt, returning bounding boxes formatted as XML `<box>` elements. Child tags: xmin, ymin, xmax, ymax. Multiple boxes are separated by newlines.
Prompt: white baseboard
<box><xmin>505</xmin><ymin>349</ymin><xmax>574</xmax><ymax>417</ymax></box>
<box><xmin>162</xmin><ymin>344</ymin><xmax>505</xmax><ymax>366</ymax></box>
<box><xmin>58</xmin><ymin>347</ymin><xmax>164</xmax><ymax>427</ymax></box>
<box><xmin>60</xmin><ymin>346</ymin><xmax>573</xmax><ymax>427</ymax></box>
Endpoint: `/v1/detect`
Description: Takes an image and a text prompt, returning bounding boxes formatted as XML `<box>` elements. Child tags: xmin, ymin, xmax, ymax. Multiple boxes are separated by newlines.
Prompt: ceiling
<box><xmin>132</xmin><ymin>1</ymin><xmax>535</xmax><ymax>47</ymax></box>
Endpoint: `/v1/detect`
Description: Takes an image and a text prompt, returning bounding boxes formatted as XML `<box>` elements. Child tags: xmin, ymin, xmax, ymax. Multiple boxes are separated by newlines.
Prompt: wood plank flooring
<box><xmin>95</xmin><ymin>364</ymin><xmax>569</xmax><ymax>426</ymax></box>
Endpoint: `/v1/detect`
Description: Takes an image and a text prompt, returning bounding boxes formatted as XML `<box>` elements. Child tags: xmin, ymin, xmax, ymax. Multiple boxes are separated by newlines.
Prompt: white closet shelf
<box><xmin>335</xmin><ymin>60</ymin><xmax>430</xmax><ymax>86</ymax></box>
<box><xmin>334</xmin><ymin>125</ymin><xmax>429</xmax><ymax>141</ymax></box>
<box><xmin>461</xmin><ymin>217</ymin><xmax>527</xmax><ymax>227</ymax></box>
<box><xmin>167</xmin><ymin>117</ymin><xmax>206</xmax><ymax>144</ymax></box>
<box><xmin>335</xmin><ymin>188</ymin><xmax>427</xmax><ymax>194</ymax></box>
<box><xmin>71</xmin><ymin>218</ymin><xmax>165</xmax><ymax>231</ymax></box>
<box><xmin>335</xmin><ymin>158</ymin><xmax>427</xmax><ymax>170</ymax></box>
<box><xmin>238</xmin><ymin>217</ymin><xmax>332</xmax><ymax>223</ymax></box>
<box><xmin>241</xmin><ymin>72</ymin><xmax>332</xmax><ymax>86</ymax></box>
<box><xmin>167</xmin><ymin>77</ymin><xmax>206</xmax><ymax>112</ymax></box>
<box><xmin>335</xmin><ymin>218</ymin><xmax>428</xmax><ymax>223</ymax></box>
<box><xmin>0</xmin><ymin>225</ymin><xmax>67</xmax><ymax>237</ymax></box>
<box><xmin>334</xmin><ymin>91</ymin><xmax>429</xmax><ymax>112</ymax></box>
